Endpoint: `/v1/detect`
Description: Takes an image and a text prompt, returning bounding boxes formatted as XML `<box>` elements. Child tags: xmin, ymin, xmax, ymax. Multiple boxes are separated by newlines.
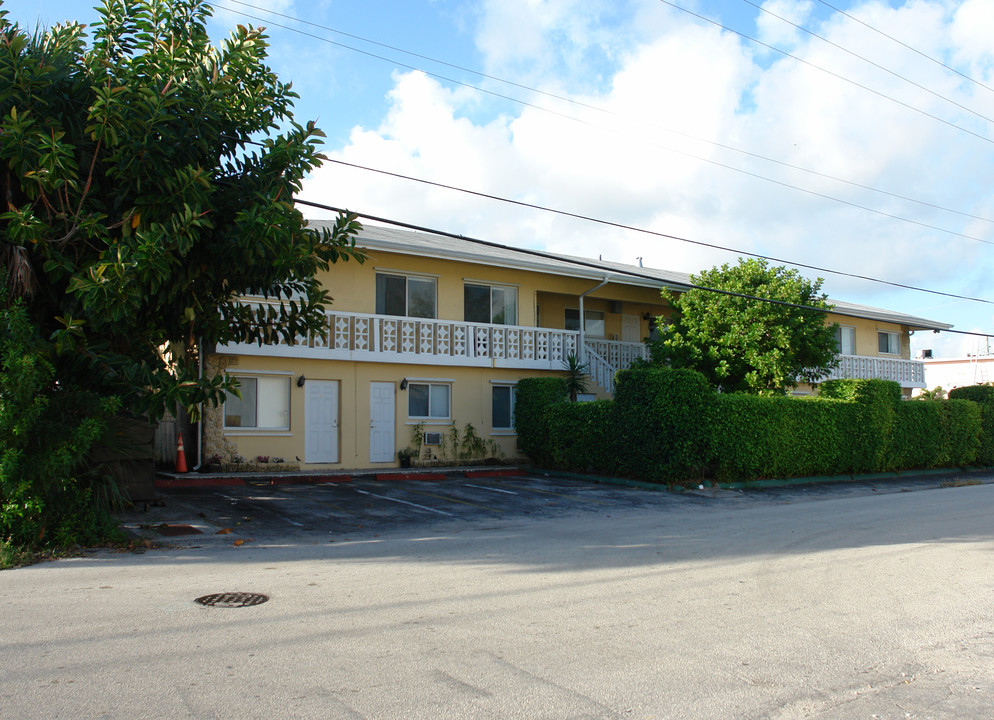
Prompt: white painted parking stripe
<box><xmin>354</xmin><ymin>488</ymin><xmax>454</xmax><ymax>516</ymax></box>
<box><xmin>463</xmin><ymin>483</ymin><xmax>518</xmax><ymax>495</ymax></box>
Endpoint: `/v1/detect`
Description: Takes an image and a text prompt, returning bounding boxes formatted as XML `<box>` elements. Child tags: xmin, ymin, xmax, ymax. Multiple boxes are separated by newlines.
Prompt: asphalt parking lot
<box><xmin>120</xmin><ymin>468</ymin><xmax>993</xmax><ymax>546</ymax></box>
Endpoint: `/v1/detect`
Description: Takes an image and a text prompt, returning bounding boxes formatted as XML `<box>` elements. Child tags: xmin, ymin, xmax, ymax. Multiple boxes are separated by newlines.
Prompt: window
<box><xmin>492</xmin><ymin>385</ymin><xmax>516</xmax><ymax>431</ymax></box>
<box><xmin>465</xmin><ymin>283</ymin><xmax>517</xmax><ymax>325</ymax></box>
<box><xmin>408</xmin><ymin>383</ymin><xmax>450</xmax><ymax>419</ymax></box>
<box><xmin>565</xmin><ymin>309</ymin><xmax>606</xmax><ymax>337</ymax></box>
<box><xmin>224</xmin><ymin>376</ymin><xmax>290</xmax><ymax>430</ymax></box>
<box><xmin>376</xmin><ymin>273</ymin><xmax>436</xmax><ymax>318</ymax></box>
<box><xmin>878</xmin><ymin>331</ymin><xmax>900</xmax><ymax>355</ymax></box>
<box><xmin>834</xmin><ymin>326</ymin><xmax>856</xmax><ymax>355</ymax></box>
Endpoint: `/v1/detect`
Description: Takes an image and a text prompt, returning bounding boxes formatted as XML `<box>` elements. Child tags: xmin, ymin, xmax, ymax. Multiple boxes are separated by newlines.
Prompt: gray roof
<box><xmin>313</xmin><ymin>221</ymin><xmax>953</xmax><ymax>332</ymax></box>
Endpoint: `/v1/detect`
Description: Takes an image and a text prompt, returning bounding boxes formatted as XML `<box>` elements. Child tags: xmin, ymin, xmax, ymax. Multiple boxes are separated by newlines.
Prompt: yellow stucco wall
<box><xmin>208</xmin><ymin>247</ymin><xmax>918</xmax><ymax>468</ymax></box>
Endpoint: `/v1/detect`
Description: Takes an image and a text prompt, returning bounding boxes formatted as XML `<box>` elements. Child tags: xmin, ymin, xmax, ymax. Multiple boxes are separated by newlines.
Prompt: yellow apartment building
<box><xmin>201</xmin><ymin>223</ymin><xmax>951</xmax><ymax>470</ymax></box>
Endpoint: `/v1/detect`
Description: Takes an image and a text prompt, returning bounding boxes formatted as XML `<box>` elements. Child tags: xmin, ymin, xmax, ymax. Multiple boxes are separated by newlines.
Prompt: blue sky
<box><xmin>5</xmin><ymin>0</ymin><xmax>994</xmax><ymax>358</ymax></box>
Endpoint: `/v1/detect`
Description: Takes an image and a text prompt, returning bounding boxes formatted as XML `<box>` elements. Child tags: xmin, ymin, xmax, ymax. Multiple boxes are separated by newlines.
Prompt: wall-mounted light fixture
<box><xmin>642</xmin><ymin>312</ymin><xmax>652</xmax><ymax>321</ymax></box>
<box><xmin>399</xmin><ymin>378</ymin><xmax>408</xmax><ymax>391</ymax></box>
<box><xmin>297</xmin><ymin>375</ymin><xmax>306</xmax><ymax>388</ymax></box>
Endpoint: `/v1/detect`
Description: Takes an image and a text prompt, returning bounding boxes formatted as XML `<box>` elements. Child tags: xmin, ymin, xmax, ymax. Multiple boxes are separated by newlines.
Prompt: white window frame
<box><xmin>835</xmin><ymin>325</ymin><xmax>856</xmax><ymax>355</ymax></box>
<box><xmin>223</xmin><ymin>373</ymin><xmax>291</xmax><ymax>432</ymax></box>
<box><xmin>407</xmin><ymin>382</ymin><xmax>451</xmax><ymax>420</ymax></box>
<box><xmin>491</xmin><ymin>383</ymin><xmax>517</xmax><ymax>433</ymax></box>
<box><xmin>375</xmin><ymin>272</ymin><xmax>437</xmax><ymax>318</ymax></box>
<box><xmin>878</xmin><ymin>330</ymin><xmax>901</xmax><ymax>355</ymax></box>
<box><xmin>464</xmin><ymin>282</ymin><xmax>518</xmax><ymax>325</ymax></box>
<box><xmin>565</xmin><ymin>308</ymin><xmax>606</xmax><ymax>337</ymax></box>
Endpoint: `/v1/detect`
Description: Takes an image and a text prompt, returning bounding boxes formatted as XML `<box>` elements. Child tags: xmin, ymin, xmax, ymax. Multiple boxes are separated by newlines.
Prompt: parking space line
<box><xmin>463</xmin><ymin>483</ymin><xmax>518</xmax><ymax>495</ymax></box>
<box><xmin>399</xmin><ymin>488</ymin><xmax>505</xmax><ymax>513</ymax></box>
<box><xmin>489</xmin><ymin>481</ymin><xmax>612</xmax><ymax>505</ymax></box>
<box><xmin>353</xmin><ymin>488</ymin><xmax>454</xmax><ymax>516</ymax></box>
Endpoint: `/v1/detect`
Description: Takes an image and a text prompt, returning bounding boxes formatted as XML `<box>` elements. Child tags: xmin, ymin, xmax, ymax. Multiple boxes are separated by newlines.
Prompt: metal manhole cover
<box><xmin>195</xmin><ymin>592</ymin><xmax>269</xmax><ymax>608</ymax></box>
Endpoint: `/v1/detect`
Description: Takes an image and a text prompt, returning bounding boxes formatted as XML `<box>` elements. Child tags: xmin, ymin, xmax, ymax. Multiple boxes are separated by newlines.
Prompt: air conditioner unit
<box><xmin>424</xmin><ymin>432</ymin><xmax>442</xmax><ymax>445</ymax></box>
<box><xmin>919</xmin><ymin>349</ymin><xmax>933</xmax><ymax>359</ymax></box>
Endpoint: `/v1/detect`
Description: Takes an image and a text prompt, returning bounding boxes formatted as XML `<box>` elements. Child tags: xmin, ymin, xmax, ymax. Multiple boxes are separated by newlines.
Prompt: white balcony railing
<box><xmin>218</xmin><ymin>310</ymin><xmax>583</xmax><ymax>370</ymax></box>
<box><xmin>823</xmin><ymin>354</ymin><xmax>926</xmax><ymax>388</ymax></box>
<box><xmin>583</xmin><ymin>340</ymin><xmax>650</xmax><ymax>395</ymax></box>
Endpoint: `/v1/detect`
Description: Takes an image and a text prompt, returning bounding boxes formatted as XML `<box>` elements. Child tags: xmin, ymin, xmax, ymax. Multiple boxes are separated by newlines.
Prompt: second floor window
<box><xmin>465</xmin><ymin>283</ymin><xmax>517</xmax><ymax>325</ymax></box>
<box><xmin>565</xmin><ymin>309</ymin><xmax>605</xmax><ymax>337</ymax></box>
<box><xmin>376</xmin><ymin>273</ymin><xmax>436</xmax><ymax>318</ymax></box>
<box><xmin>834</xmin><ymin>326</ymin><xmax>856</xmax><ymax>355</ymax></box>
<box><xmin>878</xmin><ymin>330</ymin><xmax>900</xmax><ymax>355</ymax></box>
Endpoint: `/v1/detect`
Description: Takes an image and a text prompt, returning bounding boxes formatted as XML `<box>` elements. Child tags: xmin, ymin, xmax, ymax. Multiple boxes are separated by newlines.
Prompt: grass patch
<box><xmin>939</xmin><ymin>478</ymin><xmax>983</xmax><ymax>488</ymax></box>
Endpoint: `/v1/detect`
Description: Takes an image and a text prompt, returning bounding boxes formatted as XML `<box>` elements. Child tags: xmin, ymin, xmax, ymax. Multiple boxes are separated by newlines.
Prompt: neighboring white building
<box><xmin>921</xmin><ymin>351</ymin><xmax>994</xmax><ymax>394</ymax></box>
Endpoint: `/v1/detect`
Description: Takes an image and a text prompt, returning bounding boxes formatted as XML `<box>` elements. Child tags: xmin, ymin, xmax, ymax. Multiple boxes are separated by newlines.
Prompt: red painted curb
<box><xmin>375</xmin><ymin>472</ymin><xmax>447</xmax><ymax>481</ymax></box>
<box><xmin>463</xmin><ymin>469</ymin><xmax>522</xmax><ymax>478</ymax></box>
<box><xmin>155</xmin><ymin>477</ymin><xmax>246</xmax><ymax>488</ymax></box>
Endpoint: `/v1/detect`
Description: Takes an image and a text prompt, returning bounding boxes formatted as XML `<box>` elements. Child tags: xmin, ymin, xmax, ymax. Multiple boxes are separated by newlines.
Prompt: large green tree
<box><xmin>649</xmin><ymin>259</ymin><xmax>839</xmax><ymax>394</ymax></box>
<box><xmin>0</xmin><ymin>0</ymin><xmax>362</xmax><ymax>420</ymax></box>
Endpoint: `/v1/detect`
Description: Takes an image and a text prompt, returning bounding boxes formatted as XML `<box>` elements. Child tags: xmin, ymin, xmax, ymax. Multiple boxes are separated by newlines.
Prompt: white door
<box><xmin>369</xmin><ymin>382</ymin><xmax>396</xmax><ymax>463</ymax></box>
<box><xmin>622</xmin><ymin>314</ymin><xmax>640</xmax><ymax>343</ymax></box>
<box><xmin>305</xmin><ymin>380</ymin><xmax>339</xmax><ymax>463</ymax></box>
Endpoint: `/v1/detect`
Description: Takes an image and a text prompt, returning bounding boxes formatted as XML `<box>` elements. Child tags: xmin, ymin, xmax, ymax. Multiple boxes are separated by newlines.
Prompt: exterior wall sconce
<box><xmin>297</xmin><ymin>375</ymin><xmax>306</xmax><ymax>387</ymax></box>
<box><xmin>642</xmin><ymin>312</ymin><xmax>652</xmax><ymax>321</ymax></box>
<box><xmin>399</xmin><ymin>378</ymin><xmax>408</xmax><ymax>390</ymax></box>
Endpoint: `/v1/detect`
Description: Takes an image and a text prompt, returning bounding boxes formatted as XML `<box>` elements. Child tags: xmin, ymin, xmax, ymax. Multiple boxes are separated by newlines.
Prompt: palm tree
<box><xmin>562</xmin><ymin>352</ymin><xmax>589</xmax><ymax>402</ymax></box>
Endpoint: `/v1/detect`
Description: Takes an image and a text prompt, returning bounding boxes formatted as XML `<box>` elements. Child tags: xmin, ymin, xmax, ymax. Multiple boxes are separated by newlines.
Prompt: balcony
<box><xmin>823</xmin><ymin>354</ymin><xmax>926</xmax><ymax>389</ymax></box>
<box><xmin>218</xmin><ymin>310</ymin><xmax>584</xmax><ymax>370</ymax></box>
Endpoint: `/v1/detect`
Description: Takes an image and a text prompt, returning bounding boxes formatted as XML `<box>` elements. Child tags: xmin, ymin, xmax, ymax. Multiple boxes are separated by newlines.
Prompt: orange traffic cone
<box><xmin>176</xmin><ymin>435</ymin><xmax>188</xmax><ymax>473</ymax></box>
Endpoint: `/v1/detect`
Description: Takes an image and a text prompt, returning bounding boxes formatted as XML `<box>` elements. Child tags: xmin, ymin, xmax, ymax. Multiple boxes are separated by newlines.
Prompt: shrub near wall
<box><xmin>514</xmin><ymin>377</ymin><xmax>567</xmax><ymax>468</ymax></box>
<box><xmin>612</xmin><ymin>368</ymin><xmax>714</xmax><ymax>482</ymax></box>
<box><xmin>948</xmin><ymin>385</ymin><xmax>994</xmax><ymax>466</ymax></box>
<box><xmin>819</xmin><ymin>379</ymin><xmax>901</xmax><ymax>472</ymax></box>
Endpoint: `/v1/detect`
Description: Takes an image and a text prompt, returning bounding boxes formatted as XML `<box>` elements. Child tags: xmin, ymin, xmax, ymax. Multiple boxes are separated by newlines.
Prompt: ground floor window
<box><xmin>224</xmin><ymin>375</ymin><xmax>290</xmax><ymax>430</ymax></box>
<box><xmin>492</xmin><ymin>385</ymin><xmax>516</xmax><ymax>431</ymax></box>
<box><xmin>408</xmin><ymin>382</ymin><xmax>450</xmax><ymax>419</ymax></box>
<box><xmin>878</xmin><ymin>330</ymin><xmax>900</xmax><ymax>355</ymax></box>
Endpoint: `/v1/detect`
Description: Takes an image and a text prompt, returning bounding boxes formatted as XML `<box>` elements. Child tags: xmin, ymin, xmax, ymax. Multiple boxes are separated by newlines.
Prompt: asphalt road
<box><xmin>2</xmin><ymin>473</ymin><xmax>993</xmax><ymax>719</ymax></box>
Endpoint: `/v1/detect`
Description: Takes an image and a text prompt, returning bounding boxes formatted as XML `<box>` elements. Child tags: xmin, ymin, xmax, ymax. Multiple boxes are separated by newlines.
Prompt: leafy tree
<box><xmin>649</xmin><ymin>259</ymin><xmax>839</xmax><ymax>394</ymax></box>
<box><xmin>0</xmin><ymin>0</ymin><xmax>363</xmax><ymax>422</ymax></box>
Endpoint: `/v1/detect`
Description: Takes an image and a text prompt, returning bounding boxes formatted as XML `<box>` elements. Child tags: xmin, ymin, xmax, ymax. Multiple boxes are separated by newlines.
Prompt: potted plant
<box><xmin>397</xmin><ymin>447</ymin><xmax>417</xmax><ymax>468</ymax></box>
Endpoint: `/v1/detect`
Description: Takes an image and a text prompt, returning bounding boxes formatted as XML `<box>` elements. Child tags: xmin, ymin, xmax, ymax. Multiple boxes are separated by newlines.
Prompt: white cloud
<box><xmin>755</xmin><ymin>0</ymin><xmax>815</xmax><ymax>50</ymax></box>
<box><xmin>301</xmin><ymin>0</ymin><xmax>994</xmax><ymax>354</ymax></box>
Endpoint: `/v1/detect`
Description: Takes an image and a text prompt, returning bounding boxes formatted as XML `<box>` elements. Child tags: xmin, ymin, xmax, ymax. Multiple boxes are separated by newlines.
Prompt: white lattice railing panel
<box><xmin>823</xmin><ymin>354</ymin><xmax>926</xmax><ymax>388</ymax></box>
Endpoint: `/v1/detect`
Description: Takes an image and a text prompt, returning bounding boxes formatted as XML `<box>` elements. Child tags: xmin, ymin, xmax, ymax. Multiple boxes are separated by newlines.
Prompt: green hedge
<box><xmin>517</xmin><ymin>375</ymin><xmax>982</xmax><ymax>483</ymax></box>
<box><xmin>948</xmin><ymin>385</ymin><xmax>994</xmax><ymax>466</ymax></box>
<box><xmin>514</xmin><ymin>377</ymin><xmax>567</xmax><ymax>468</ymax></box>
<box><xmin>711</xmin><ymin>395</ymin><xmax>860</xmax><ymax>481</ymax></box>
<box><xmin>612</xmin><ymin>368</ymin><xmax>714</xmax><ymax>482</ymax></box>
<box><xmin>547</xmin><ymin>400</ymin><xmax>616</xmax><ymax>473</ymax></box>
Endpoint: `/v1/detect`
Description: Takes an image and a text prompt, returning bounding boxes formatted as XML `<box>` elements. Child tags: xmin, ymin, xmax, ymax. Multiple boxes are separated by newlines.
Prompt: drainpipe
<box><xmin>578</xmin><ymin>277</ymin><xmax>610</xmax><ymax>364</ymax></box>
<box><xmin>192</xmin><ymin>339</ymin><xmax>203</xmax><ymax>471</ymax></box>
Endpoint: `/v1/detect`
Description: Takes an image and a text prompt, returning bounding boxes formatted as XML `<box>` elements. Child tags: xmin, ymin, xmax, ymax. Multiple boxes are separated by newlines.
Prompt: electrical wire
<box><xmin>307</xmin><ymin>158</ymin><xmax>994</xmax><ymax>306</ymax></box>
<box><xmin>212</xmin><ymin>0</ymin><xmax>994</xmax><ymax>237</ymax></box>
<box><xmin>813</xmin><ymin>0</ymin><xmax>994</xmax><ymax>97</ymax></box>
<box><xmin>743</xmin><ymin>0</ymin><xmax>994</xmax><ymax>125</ymax></box>
<box><xmin>293</xmin><ymin>196</ymin><xmax>992</xmax><ymax>338</ymax></box>
<box><xmin>655</xmin><ymin>0</ymin><xmax>994</xmax><ymax>147</ymax></box>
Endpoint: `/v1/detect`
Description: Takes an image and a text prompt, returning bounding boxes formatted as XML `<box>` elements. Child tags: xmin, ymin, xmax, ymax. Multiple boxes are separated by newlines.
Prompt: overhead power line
<box><xmin>743</xmin><ymin>0</ymin><xmax>994</xmax><ymax>125</ymax></box>
<box><xmin>655</xmin><ymin>0</ymin><xmax>994</xmax><ymax>147</ymax></box>
<box><xmin>813</xmin><ymin>0</ymin><xmax>994</xmax><ymax>96</ymax></box>
<box><xmin>304</xmin><ymin>158</ymin><xmax>994</xmax><ymax>308</ymax></box>
<box><xmin>294</xmin><ymin>197</ymin><xmax>991</xmax><ymax>338</ymax></box>
<box><xmin>215</xmin><ymin>0</ymin><xmax>994</xmax><ymax>230</ymax></box>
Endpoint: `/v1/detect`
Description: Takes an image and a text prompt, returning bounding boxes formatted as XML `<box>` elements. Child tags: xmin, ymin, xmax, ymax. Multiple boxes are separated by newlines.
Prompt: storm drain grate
<box><xmin>195</xmin><ymin>592</ymin><xmax>269</xmax><ymax>608</ymax></box>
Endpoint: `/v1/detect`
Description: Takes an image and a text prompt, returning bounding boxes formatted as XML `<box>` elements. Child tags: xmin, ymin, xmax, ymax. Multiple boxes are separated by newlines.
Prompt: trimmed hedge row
<box><xmin>516</xmin><ymin>369</ymin><xmax>990</xmax><ymax>483</ymax></box>
<box><xmin>948</xmin><ymin>385</ymin><xmax>994</xmax><ymax>466</ymax></box>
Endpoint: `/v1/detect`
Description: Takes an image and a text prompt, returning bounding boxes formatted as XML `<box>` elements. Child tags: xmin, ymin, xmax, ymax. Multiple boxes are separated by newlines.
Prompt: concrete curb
<box><xmin>154</xmin><ymin>466</ymin><xmax>527</xmax><ymax>489</ymax></box>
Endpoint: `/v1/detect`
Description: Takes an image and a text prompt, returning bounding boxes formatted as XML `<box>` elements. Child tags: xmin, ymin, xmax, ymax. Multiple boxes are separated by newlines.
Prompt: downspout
<box><xmin>578</xmin><ymin>277</ymin><xmax>610</xmax><ymax>363</ymax></box>
<box><xmin>192</xmin><ymin>339</ymin><xmax>203</xmax><ymax>471</ymax></box>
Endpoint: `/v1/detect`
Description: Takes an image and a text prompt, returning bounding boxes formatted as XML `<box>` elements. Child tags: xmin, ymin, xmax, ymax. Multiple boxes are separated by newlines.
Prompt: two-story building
<box><xmin>200</xmin><ymin>222</ymin><xmax>951</xmax><ymax>469</ymax></box>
